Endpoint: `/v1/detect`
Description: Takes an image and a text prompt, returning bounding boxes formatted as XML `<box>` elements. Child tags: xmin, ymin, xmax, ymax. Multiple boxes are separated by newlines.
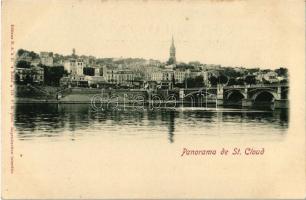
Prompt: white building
<box><xmin>256</xmin><ymin>71</ymin><xmax>279</xmax><ymax>83</ymax></box>
<box><xmin>162</xmin><ymin>69</ymin><xmax>174</xmax><ymax>82</ymax></box>
<box><xmin>40</xmin><ymin>52</ymin><xmax>53</xmax><ymax>66</ymax></box>
<box><xmin>15</xmin><ymin>66</ymin><xmax>44</xmax><ymax>84</ymax></box>
<box><xmin>64</xmin><ymin>59</ymin><xmax>84</xmax><ymax>76</ymax></box>
<box><xmin>103</xmin><ymin>68</ymin><xmax>135</xmax><ymax>85</ymax></box>
<box><xmin>174</xmin><ymin>70</ymin><xmax>186</xmax><ymax>83</ymax></box>
<box><xmin>151</xmin><ymin>71</ymin><xmax>163</xmax><ymax>82</ymax></box>
<box><xmin>84</xmin><ymin>76</ymin><xmax>107</xmax><ymax>87</ymax></box>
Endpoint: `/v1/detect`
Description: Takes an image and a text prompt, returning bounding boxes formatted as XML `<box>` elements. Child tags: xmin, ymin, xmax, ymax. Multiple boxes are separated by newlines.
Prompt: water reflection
<box><xmin>15</xmin><ymin>104</ymin><xmax>288</xmax><ymax>143</ymax></box>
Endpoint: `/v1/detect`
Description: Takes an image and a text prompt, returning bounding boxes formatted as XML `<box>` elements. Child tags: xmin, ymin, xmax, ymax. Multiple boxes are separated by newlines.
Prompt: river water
<box><xmin>15</xmin><ymin>103</ymin><xmax>288</xmax><ymax>143</ymax></box>
<box><xmin>10</xmin><ymin>103</ymin><xmax>291</xmax><ymax>198</ymax></box>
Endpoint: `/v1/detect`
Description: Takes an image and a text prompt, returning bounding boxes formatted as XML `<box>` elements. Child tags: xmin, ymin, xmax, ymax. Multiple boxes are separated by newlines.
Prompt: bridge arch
<box><xmin>251</xmin><ymin>90</ymin><xmax>278</xmax><ymax>102</ymax></box>
<box><xmin>183</xmin><ymin>89</ymin><xmax>217</xmax><ymax>107</ymax></box>
<box><xmin>224</xmin><ymin>89</ymin><xmax>246</xmax><ymax>101</ymax></box>
<box><xmin>184</xmin><ymin>90</ymin><xmax>216</xmax><ymax>98</ymax></box>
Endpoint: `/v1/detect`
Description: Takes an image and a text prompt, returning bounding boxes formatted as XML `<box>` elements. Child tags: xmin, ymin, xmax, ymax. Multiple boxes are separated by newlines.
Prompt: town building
<box><xmin>69</xmin><ymin>75</ymin><xmax>87</xmax><ymax>87</ymax></box>
<box><xmin>255</xmin><ymin>71</ymin><xmax>279</xmax><ymax>83</ymax></box>
<box><xmin>16</xmin><ymin>52</ymin><xmax>32</xmax><ymax>63</ymax></box>
<box><xmin>186</xmin><ymin>69</ymin><xmax>202</xmax><ymax>79</ymax></box>
<box><xmin>162</xmin><ymin>69</ymin><xmax>174</xmax><ymax>82</ymax></box>
<box><xmin>174</xmin><ymin>69</ymin><xmax>186</xmax><ymax>84</ymax></box>
<box><xmin>15</xmin><ymin>66</ymin><xmax>44</xmax><ymax>84</ymax></box>
<box><xmin>143</xmin><ymin>66</ymin><xmax>161</xmax><ymax>81</ymax></box>
<box><xmin>105</xmin><ymin>69</ymin><xmax>134</xmax><ymax>85</ymax></box>
<box><xmin>64</xmin><ymin>58</ymin><xmax>84</xmax><ymax>76</ymax></box>
<box><xmin>202</xmin><ymin>64</ymin><xmax>222</xmax><ymax>71</ymax></box>
<box><xmin>151</xmin><ymin>71</ymin><xmax>163</xmax><ymax>82</ymax></box>
<box><xmin>31</xmin><ymin>58</ymin><xmax>41</xmax><ymax>67</ymax></box>
<box><xmin>84</xmin><ymin>76</ymin><xmax>107</xmax><ymax>88</ymax></box>
<box><xmin>40</xmin><ymin>52</ymin><xmax>54</xmax><ymax>66</ymax></box>
<box><xmin>201</xmin><ymin>71</ymin><xmax>209</xmax><ymax>86</ymax></box>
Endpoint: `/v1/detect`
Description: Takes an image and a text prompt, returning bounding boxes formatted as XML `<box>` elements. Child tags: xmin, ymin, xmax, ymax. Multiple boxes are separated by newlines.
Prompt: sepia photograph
<box><xmin>14</xmin><ymin>38</ymin><xmax>289</xmax><ymax>143</ymax></box>
<box><xmin>2</xmin><ymin>0</ymin><xmax>305</xmax><ymax>199</ymax></box>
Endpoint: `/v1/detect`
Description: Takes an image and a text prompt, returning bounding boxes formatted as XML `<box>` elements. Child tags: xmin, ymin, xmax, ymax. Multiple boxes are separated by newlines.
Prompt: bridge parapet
<box><xmin>224</xmin><ymin>83</ymin><xmax>288</xmax><ymax>89</ymax></box>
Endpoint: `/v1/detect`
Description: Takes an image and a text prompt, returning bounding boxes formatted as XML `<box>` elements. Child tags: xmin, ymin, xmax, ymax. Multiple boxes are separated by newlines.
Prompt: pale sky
<box><xmin>8</xmin><ymin>0</ymin><xmax>303</xmax><ymax>69</ymax></box>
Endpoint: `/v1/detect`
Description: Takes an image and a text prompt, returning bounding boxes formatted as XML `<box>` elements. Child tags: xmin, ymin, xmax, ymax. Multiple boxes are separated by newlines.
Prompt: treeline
<box><xmin>17</xmin><ymin>49</ymin><xmax>39</xmax><ymax>59</ymax></box>
<box><xmin>174</xmin><ymin>72</ymin><xmax>288</xmax><ymax>89</ymax></box>
<box><xmin>42</xmin><ymin>65</ymin><xmax>68</xmax><ymax>86</ymax></box>
<box><xmin>15</xmin><ymin>60</ymin><xmax>67</xmax><ymax>86</ymax></box>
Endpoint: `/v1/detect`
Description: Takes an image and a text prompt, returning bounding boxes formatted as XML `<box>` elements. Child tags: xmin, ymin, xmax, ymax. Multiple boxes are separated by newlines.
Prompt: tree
<box><xmin>244</xmin><ymin>75</ymin><xmax>256</xmax><ymax>85</ymax></box>
<box><xmin>16</xmin><ymin>49</ymin><xmax>39</xmax><ymax>59</ymax></box>
<box><xmin>218</xmin><ymin>74</ymin><xmax>228</xmax><ymax>85</ymax></box>
<box><xmin>221</xmin><ymin>68</ymin><xmax>244</xmax><ymax>78</ymax></box>
<box><xmin>236</xmin><ymin>77</ymin><xmax>245</xmax><ymax>85</ymax></box>
<box><xmin>16</xmin><ymin>60</ymin><xmax>31</xmax><ymax>68</ymax></box>
<box><xmin>167</xmin><ymin>57</ymin><xmax>176</xmax><ymax>65</ymax></box>
<box><xmin>208</xmin><ymin>76</ymin><xmax>218</xmax><ymax>86</ymax></box>
<box><xmin>227</xmin><ymin>78</ymin><xmax>237</xmax><ymax>86</ymax></box>
<box><xmin>176</xmin><ymin>63</ymin><xmax>190</xmax><ymax>70</ymax></box>
<box><xmin>29</xmin><ymin>51</ymin><xmax>39</xmax><ymax>59</ymax></box>
<box><xmin>186</xmin><ymin>76</ymin><xmax>204</xmax><ymax>88</ymax></box>
<box><xmin>42</xmin><ymin>65</ymin><xmax>67</xmax><ymax>86</ymax></box>
<box><xmin>248</xmin><ymin>68</ymin><xmax>260</xmax><ymax>74</ymax></box>
<box><xmin>17</xmin><ymin>49</ymin><xmax>26</xmax><ymax>57</ymax></box>
<box><xmin>280</xmin><ymin>79</ymin><xmax>288</xmax><ymax>84</ymax></box>
<box><xmin>194</xmin><ymin>75</ymin><xmax>204</xmax><ymax>87</ymax></box>
<box><xmin>15</xmin><ymin>73</ymin><xmax>20</xmax><ymax>84</ymax></box>
<box><xmin>275</xmin><ymin>67</ymin><xmax>288</xmax><ymax>77</ymax></box>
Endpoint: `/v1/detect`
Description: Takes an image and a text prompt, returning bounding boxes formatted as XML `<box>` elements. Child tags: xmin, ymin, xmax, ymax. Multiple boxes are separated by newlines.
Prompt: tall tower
<box><xmin>169</xmin><ymin>36</ymin><xmax>176</xmax><ymax>64</ymax></box>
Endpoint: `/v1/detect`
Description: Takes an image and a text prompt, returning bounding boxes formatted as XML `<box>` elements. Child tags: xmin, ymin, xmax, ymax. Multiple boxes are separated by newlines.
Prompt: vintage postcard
<box><xmin>1</xmin><ymin>0</ymin><xmax>305</xmax><ymax>199</ymax></box>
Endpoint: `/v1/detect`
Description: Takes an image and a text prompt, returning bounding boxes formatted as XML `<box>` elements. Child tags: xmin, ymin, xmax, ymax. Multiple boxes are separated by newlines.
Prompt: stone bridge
<box><xmin>180</xmin><ymin>84</ymin><xmax>289</xmax><ymax>108</ymax></box>
<box><xmin>56</xmin><ymin>84</ymin><xmax>289</xmax><ymax>108</ymax></box>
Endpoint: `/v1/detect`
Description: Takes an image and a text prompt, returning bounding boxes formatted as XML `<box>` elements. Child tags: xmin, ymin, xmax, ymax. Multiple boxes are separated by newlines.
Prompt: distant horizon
<box><xmin>17</xmin><ymin>47</ymin><xmax>285</xmax><ymax>70</ymax></box>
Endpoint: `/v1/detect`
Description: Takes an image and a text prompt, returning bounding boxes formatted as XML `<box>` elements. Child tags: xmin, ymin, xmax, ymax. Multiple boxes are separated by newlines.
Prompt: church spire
<box><xmin>171</xmin><ymin>36</ymin><xmax>174</xmax><ymax>47</ymax></box>
<box><xmin>169</xmin><ymin>36</ymin><xmax>176</xmax><ymax>64</ymax></box>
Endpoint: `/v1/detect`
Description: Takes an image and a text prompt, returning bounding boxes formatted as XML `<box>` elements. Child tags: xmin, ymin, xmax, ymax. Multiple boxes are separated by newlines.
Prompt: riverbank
<box><xmin>15</xmin><ymin>98</ymin><xmax>58</xmax><ymax>104</ymax></box>
<box><xmin>14</xmin><ymin>85</ymin><xmax>289</xmax><ymax>109</ymax></box>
